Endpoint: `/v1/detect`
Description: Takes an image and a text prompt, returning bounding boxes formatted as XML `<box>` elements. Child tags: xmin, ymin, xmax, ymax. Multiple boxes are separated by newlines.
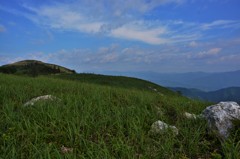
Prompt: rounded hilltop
<box><xmin>0</xmin><ymin>60</ymin><xmax>76</xmax><ymax>76</ymax></box>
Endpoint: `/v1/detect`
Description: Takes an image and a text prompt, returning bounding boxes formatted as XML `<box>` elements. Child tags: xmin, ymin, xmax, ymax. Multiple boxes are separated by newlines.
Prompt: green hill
<box><xmin>0</xmin><ymin>60</ymin><xmax>76</xmax><ymax>76</ymax></box>
<box><xmin>0</xmin><ymin>63</ymin><xmax>239</xmax><ymax>158</ymax></box>
<box><xmin>52</xmin><ymin>73</ymin><xmax>176</xmax><ymax>95</ymax></box>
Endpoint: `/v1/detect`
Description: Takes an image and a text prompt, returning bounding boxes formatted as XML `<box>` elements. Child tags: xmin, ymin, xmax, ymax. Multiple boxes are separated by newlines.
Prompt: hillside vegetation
<box><xmin>0</xmin><ymin>60</ymin><xmax>76</xmax><ymax>76</ymax></box>
<box><xmin>52</xmin><ymin>73</ymin><xmax>175</xmax><ymax>94</ymax></box>
<box><xmin>0</xmin><ymin>73</ymin><xmax>239</xmax><ymax>158</ymax></box>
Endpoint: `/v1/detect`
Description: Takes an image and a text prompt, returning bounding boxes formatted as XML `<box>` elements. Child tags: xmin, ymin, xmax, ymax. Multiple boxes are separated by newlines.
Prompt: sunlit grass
<box><xmin>0</xmin><ymin>73</ymin><xmax>239</xmax><ymax>158</ymax></box>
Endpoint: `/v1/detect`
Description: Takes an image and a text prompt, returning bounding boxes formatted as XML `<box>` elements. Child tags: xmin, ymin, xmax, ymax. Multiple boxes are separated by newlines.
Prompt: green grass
<box><xmin>0</xmin><ymin>73</ymin><xmax>239</xmax><ymax>158</ymax></box>
<box><xmin>51</xmin><ymin>73</ymin><xmax>175</xmax><ymax>94</ymax></box>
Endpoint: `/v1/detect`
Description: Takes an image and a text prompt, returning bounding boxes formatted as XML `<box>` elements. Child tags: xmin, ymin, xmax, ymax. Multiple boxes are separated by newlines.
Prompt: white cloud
<box><xmin>18</xmin><ymin>2</ymin><xmax>190</xmax><ymax>45</ymax></box>
<box><xmin>1</xmin><ymin>38</ymin><xmax>239</xmax><ymax>72</ymax></box>
<box><xmin>110</xmin><ymin>22</ymin><xmax>169</xmax><ymax>45</ymax></box>
<box><xmin>0</xmin><ymin>55</ymin><xmax>25</xmax><ymax>65</ymax></box>
<box><xmin>24</xmin><ymin>45</ymin><xmax>201</xmax><ymax>72</ymax></box>
<box><xmin>20</xmin><ymin>0</ymin><xmax>185</xmax><ymax>35</ymax></box>
<box><xmin>1</xmin><ymin>1</ymin><xmax>240</xmax><ymax>45</ymax></box>
<box><xmin>21</xmin><ymin>1</ymin><xmax>192</xmax><ymax>44</ymax></box>
<box><xmin>69</xmin><ymin>0</ymin><xmax>185</xmax><ymax>17</ymax></box>
<box><xmin>22</xmin><ymin>4</ymin><xmax>103</xmax><ymax>33</ymax></box>
<box><xmin>100</xmin><ymin>53</ymin><xmax>119</xmax><ymax>63</ymax></box>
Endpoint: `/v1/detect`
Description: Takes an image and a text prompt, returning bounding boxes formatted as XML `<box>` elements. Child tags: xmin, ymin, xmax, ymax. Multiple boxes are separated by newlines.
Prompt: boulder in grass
<box><xmin>150</xmin><ymin>120</ymin><xmax>178</xmax><ymax>135</ymax></box>
<box><xmin>23</xmin><ymin>95</ymin><xmax>59</xmax><ymax>106</ymax></box>
<box><xmin>202</xmin><ymin>101</ymin><xmax>240</xmax><ymax>139</ymax></box>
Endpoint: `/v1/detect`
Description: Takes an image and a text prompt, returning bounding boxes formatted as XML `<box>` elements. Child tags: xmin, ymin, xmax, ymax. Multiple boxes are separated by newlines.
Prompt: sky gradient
<box><xmin>0</xmin><ymin>0</ymin><xmax>240</xmax><ymax>73</ymax></box>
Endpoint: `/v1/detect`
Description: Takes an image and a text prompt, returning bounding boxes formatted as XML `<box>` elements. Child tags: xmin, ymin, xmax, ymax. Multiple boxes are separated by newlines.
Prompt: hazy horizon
<box><xmin>1</xmin><ymin>0</ymin><xmax>240</xmax><ymax>73</ymax></box>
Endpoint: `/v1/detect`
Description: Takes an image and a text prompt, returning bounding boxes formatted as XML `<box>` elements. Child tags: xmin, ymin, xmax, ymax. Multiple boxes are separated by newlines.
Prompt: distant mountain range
<box><xmin>0</xmin><ymin>60</ymin><xmax>76</xmax><ymax>76</ymax></box>
<box><xmin>101</xmin><ymin>70</ymin><xmax>240</xmax><ymax>91</ymax></box>
<box><xmin>99</xmin><ymin>70</ymin><xmax>240</xmax><ymax>102</ymax></box>
<box><xmin>169</xmin><ymin>87</ymin><xmax>240</xmax><ymax>103</ymax></box>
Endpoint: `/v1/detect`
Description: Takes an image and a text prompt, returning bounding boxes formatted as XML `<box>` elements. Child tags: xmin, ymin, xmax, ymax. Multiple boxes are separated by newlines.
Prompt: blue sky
<box><xmin>0</xmin><ymin>0</ymin><xmax>240</xmax><ymax>73</ymax></box>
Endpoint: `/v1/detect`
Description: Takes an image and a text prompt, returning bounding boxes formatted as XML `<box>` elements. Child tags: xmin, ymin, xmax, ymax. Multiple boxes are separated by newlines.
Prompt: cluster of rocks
<box><xmin>24</xmin><ymin>95</ymin><xmax>240</xmax><ymax>139</ymax></box>
<box><xmin>150</xmin><ymin>101</ymin><xmax>240</xmax><ymax>139</ymax></box>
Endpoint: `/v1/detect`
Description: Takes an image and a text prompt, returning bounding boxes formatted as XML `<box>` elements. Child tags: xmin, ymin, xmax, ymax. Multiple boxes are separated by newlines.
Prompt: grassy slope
<box><xmin>52</xmin><ymin>73</ymin><xmax>176</xmax><ymax>95</ymax></box>
<box><xmin>0</xmin><ymin>73</ymin><xmax>239</xmax><ymax>158</ymax></box>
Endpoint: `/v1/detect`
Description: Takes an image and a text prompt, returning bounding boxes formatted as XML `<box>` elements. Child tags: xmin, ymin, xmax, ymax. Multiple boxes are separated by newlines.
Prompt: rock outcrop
<box><xmin>150</xmin><ymin>120</ymin><xmax>178</xmax><ymax>135</ymax></box>
<box><xmin>202</xmin><ymin>101</ymin><xmax>240</xmax><ymax>139</ymax></box>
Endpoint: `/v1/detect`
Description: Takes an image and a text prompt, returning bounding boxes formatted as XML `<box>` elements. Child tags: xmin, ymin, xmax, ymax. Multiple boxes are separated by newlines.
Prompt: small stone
<box><xmin>184</xmin><ymin>112</ymin><xmax>197</xmax><ymax>119</ymax></box>
<box><xmin>61</xmin><ymin>145</ymin><xmax>73</xmax><ymax>154</ymax></box>
<box><xmin>153</xmin><ymin>88</ymin><xmax>158</xmax><ymax>92</ymax></box>
<box><xmin>150</xmin><ymin>120</ymin><xmax>179</xmax><ymax>135</ymax></box>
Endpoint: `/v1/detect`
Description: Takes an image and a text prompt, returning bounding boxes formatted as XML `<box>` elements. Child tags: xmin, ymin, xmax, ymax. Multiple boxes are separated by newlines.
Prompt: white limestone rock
<box><xmin>202</xmin><ymin>102</ymin><xmax>240</xmax><ymax>139</ymax></box>
<box><xmin>23</xmin><ymin>95</ymin><xmax>59</xmax><ymax>106</ymax></box>
<box><xmin>150</xmin><ymin>120</ymin><xmax>179</xmax><ymax>135</ymax></box>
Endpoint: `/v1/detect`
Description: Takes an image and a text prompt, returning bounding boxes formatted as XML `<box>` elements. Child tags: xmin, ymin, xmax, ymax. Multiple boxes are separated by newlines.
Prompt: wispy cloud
<box><xmin>188</xmin><ymin>48</ymin><xmax>222</xmax><ymax>60</ymax></box>
<box><xmin>20</xmin><ymin>0</ymin><xmax>184</xmax><ymax>34</ymax></box>
<box><xmin>22</xmin><ymin>3</ymin><xmax>104</xmax><ymax>33</ymax></box>
<box><xmin>9</xmin><ymin>0</ymin><xmax>186</xmax><ymax>45</ymax></box>
<box><xmin>13</xmin><ymin>45</ymin><xmax>176</xmax><ymax>67</ymax></box>
<box><xmin>201</xmin><ymin>20</ymin><xmax>240</xmax><ymax>30</ymax></box>
<box><xmin>1</xmin><ymin>35</ymin><xmax>239</xmax><ymax>72</ymax></box>
<box><xmin>1</xmin><ymin>1</ymin><xmax>240</xmax><ymax>45</ymax></box>
<box><xmin>14</xmin><ymin>44</ymin><xmax>219</xmax><ymax>72</ymax></box>
<box><xmin>197</xmin><ymin>48</ymin><xmax>222</xmax><ymax>58</ymax></box>
<box><xmin>18</xmin><ymin>2</ymin><xmax>185</xmax><ymax>45</ymax></box>
<box><xmin>0</xmin><ymin>54</ymin><xmax>25</xmax><ymax>65</ymax></box>
<box><xmin>110</xmin><ymin>21</ymin><xmax>170</xmax><ymax>44</ymax></box>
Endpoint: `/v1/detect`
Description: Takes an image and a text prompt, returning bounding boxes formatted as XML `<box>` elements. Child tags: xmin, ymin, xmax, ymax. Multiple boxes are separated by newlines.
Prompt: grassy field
<box><xmin>0</xmin><ymin>73</ymin><xmax>239</xmax><ymax>158</ymax></box>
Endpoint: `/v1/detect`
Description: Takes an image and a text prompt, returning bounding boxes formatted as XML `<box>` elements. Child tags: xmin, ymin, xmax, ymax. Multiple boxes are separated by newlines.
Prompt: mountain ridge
<box><xmin>170</xmin><ymin>86</ymin><xmax>240</xmax><ymax>103</ymax></box>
